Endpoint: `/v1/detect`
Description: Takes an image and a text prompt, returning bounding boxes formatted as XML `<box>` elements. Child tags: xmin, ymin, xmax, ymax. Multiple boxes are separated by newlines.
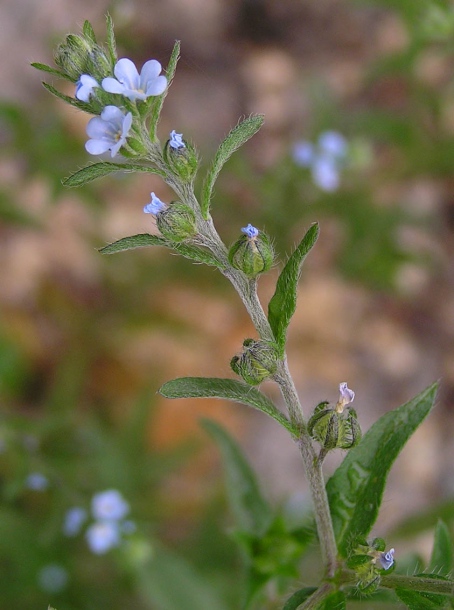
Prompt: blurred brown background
<box><xmin>1</xmin><ymin>0</ymin><xmax>453</xmax><ymax>562</ymax></box>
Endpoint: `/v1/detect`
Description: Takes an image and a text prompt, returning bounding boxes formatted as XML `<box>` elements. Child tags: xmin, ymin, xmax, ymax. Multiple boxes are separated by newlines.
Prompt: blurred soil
<box><xmin>1</xmin><ymin>0</ymin><xmax>454</xmax><ymax>558</ymax></box>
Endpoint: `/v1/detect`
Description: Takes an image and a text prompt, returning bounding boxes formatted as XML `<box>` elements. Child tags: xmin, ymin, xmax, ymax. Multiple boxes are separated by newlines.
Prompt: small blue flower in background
<box><xmin>143</xmin><ymin>192</ymin><xmax>166</xmax><ymax>215</ymax></box>
<box><xmin>102</xmin><ymin>58</ymin><xmax>167</xmax><ymax>101</ymax></box>
<box><xmin>293</xmin><ymin>130</ymin><xmax>349</xmax><ymax>192</ymax></box>
<box><xmin>379</xmin><ymin>548</ymin><xmax>395</xmax><ymax>570</ymax></box>
<box><xmin>86</xmin><ymin>520</ymin><xmax>121</xmax><ymax>554</ymax></box>
<box><xmin>75</xmin><ymin>74</ymin><xmax>99</xmax><ymax>101</ymax></box>
<box><xmin>91</xmin><ymin>489</ymin><xmax>130</xmax><ymax>521</ymax></box>
<box><xmin>63</xmin><ymin>507</ymin><xmax>87</xmax><ymax>537</ymax></box>
<box><xmin>241</xmin><ymin>224</ymin><xmax>259</xmax><ymax>239</ymax></box>
<box><xmin>85</xmin><ymin>105</ymin><xmax>133</xmax><ymax>157</ymax></box>
<box><xmin>169</xmin><ymin>130</ymin><xmax>185</xmax><ymax>149</ymax></box>
<box><xmin>25</xmin><ymin>472</ymin><xmax>49</xmax><ymax>491</ymax></box>
<box><xmin>37</xmin><ymin>564</ymin><xmax>69</xmax><ymax>593</ymax></box>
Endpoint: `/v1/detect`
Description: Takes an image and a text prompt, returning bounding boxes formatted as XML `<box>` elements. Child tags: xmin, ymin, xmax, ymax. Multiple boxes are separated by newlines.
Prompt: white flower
<box><xmin>86</xmin><ymin>521</ymin><xmax>120</xmax><ymax>554</ymax></box>
<box><xmin>85</xmin><ymin>106</ymin><xmax>132</xmax><ymax>157</ymax></box>
<box><xmin>91</xmin><ymin>489</ymin><xmax>129</xmax><ymax>521</ymax></box>
<box><xmin>75</xmin><ymin>74</ymin><xmax>99</xmax><ymax>102</ymax></box>
<box><xmin>63</xmin><ymin>507</ymin><xmax>87</xmax><ymax>537</ymax></box>
<box><xmin>102</xmin><ymin>58</ymin><xmax>167</xmax><ymax>101</ymax></box>
<box><xmin>143</xmin><ymin>192</ymin><xmax>166</xmax><ymax>215</ymax></box>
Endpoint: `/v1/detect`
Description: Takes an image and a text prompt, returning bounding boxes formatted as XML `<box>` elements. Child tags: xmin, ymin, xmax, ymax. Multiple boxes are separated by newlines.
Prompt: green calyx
<box><xmin>156</xmin><ymin>203</ymin><xmax>197</xmax><ymax>242</ymax></box>
<box><xmin>307</xmin><ymin>402</ymin><xmax>362</xmax><ymax>451</ymax></box>
<box><xmin>228</xmin><ymin>231</ymin><xmax>274</xmax><ymax>278</ymax></box>
<box><xmin>54</xmin><ymin>33</ymin><xmax>112</xmax><ymax>82</ymax></box>
<box><xmin>163</xmin><ymin>140</ymin><xmax>198</xmax><ymax>182</ymax></box>
<box><xmin>230</xmin><ymin>339</ymin><xmax>279</xmax><ymax>385</ymax></box>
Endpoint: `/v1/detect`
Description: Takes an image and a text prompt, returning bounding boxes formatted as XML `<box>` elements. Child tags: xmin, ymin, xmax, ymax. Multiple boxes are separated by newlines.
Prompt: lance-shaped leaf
<box><xmin>63</xmin><ymin>162</ymin><xmax>164</xmax><ymax>187</ymax></box>
<box><xmin>430</xmin><ymin>520</ymin><xmax>453</xmax><ymax>577</ymax></box>
<box><xmin>201</xmin><ymin>419</ymin><xmax>273</xmax><ymax>537</ymax></box>
<box><xmin>82</xmin><ymin>20</ymin><xmax>97</xmax><ymax>44</ymax></box>
<box><xmin>267</xmin><ymin>223</ymin><xmax>319</xmax><ymax>354</ymax></box>
<box><xmin>395</xmin><ymin>579</ymin><xmax>452</xmax><ymax>610</ymax></box>
<box><xmin>159</xmin><ymin>377</ymin><xmax>297</xmax><ymax>434</ymax></box>
<box><xmin>99</xmin><ymin>233</ymin><xmax>223</xmax><ymax>267</ymax></box>
<box><xmin>41</xmin><ymin>82</ymin><xmax>90</xmax><ymax>110</ymax></box>
<box><xmin>283</xmin><ymin>587</ymin><xmax>318</xmax><ymax>610</ymax></box>
<box><xmin>100</xmin><ymin>233</ymin><xmax>167</xmax><ymax>254</ymax></box>
<box><xmin>30</xmin><ymin>63</ymin><xmax>73</xmax><ymax>81</ymax></box>
<box><xmin>105</xmin><ymin>14</ymin><xmax>117</xmax><ymax>66</ymax></box>
<box><xmin>326</xmin><ymin>382</ymin><xmax>438</xmax><ymax>557</ymax></box>
<box><xmin>149</xmin><ymin>40</ymin><xmax>180</xmax><ymax>141</ymax></box>
<box><xmin>201</xmin><ymin>115</ymin><xmax>264</xmax><ymax>219</ymax></box>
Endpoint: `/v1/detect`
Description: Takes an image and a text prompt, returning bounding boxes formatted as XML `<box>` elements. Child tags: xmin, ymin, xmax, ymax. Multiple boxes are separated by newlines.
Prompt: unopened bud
<box><xmin>54</xmin><ymin>33</ymin><xmax>112</xmax><ymax>83</ymax></box>
<box><xmin>230</xmin><ymin>339</ymin><xmax>278</xmax><ymax>385</ymax></box>
<box><xmin>307</xmin><ymin>403</ymin><xmax>341</xmax><ymax>450</ymax></box>
<box><xmin>228</xmin><ymin>224</ymin><xmax>274</xmax><ymax>278</ymax></box>
<box><xmin>163</xmin><ymin>131</ymin><xmax>198</xmax><ymax>182</ymax></box>
<box><xmin>156</xmin><ymin>203</ymin><xmax>197</xmax><ymax>242</ymax></box>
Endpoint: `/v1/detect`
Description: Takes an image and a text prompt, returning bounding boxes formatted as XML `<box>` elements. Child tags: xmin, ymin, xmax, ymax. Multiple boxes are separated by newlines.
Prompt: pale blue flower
<box><xmin>293</xmin><ymin>130</ymin><xmax>349</xmax><ymax>192</ymax></box>
<box><xmin>102</xmin><ymin>58</ymin><xmax>167</xmax><ymax>101</ymax></box>
<box><xmin>85</xmin><ymin>106</ymin><xmax>132</xmax><ymax>157</ymax></box>
<box><xmin>144</xmin><ymin>192</ymin><xmax>166</xmax><ymax>215</ymax></box>
<box><xmin>75</xmin><ymin>74</ymin><xmax>99</xmax><ymax>102</ymax></box>
<box><xmin>169</xmin><ymin>130</ymin><xmax>185</xmax><ymax>149</ymax></box>
<box><xmin>86</xmin><ymin>521</ymin><xmax>120</xmax><ymax>554</ymax></box>
<box><xmin>318</xmin><ymin>131</ymin><xmax>348</xmax><ymax>159</ymax></box>
<box><xmin>26</xmin><ymin>472</ymin><xmax>49</xmax><ymax>491</ymax></box>
<box><xmin>336</xmin><ymin>382</ymin><xmax>355</xmax><ymax>413</ymax></box>
<box><xmin>91</xmin><ymin>489</ymin><xmax>129</xmax><ymax>522</ymax></box>
<box><xmin>292</xmin><ymin>141</ymin><xmax>314</xmax><ymax>167</ymax></box>
<box><xmin>63</xmin><ymin>507</ymin><xmax>87</xmax><ymax>537</ymax></box>
<box><xmin>311</xmin><ymin>156</ymin><xmax>340</xmax><ymax>192</ymax></box>
<box><xmin>37</xmin><ymin>564</ymin><xmax>69</xmax><ymax>593</ymax></box>
<box><xmin>241</xmin><ymin>224</ymin><xmax>259</xmax><ymax>239</ymax></box>
<box><xmin>379</xmin><ymin>548</ymin><xmax>395</xmax><ymax>570</ymax></box>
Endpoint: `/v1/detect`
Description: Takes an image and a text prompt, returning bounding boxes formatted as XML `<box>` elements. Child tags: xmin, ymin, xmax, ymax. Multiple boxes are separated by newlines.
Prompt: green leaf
<box><xmin>267</xmin><ymin>223</ymin><xmax>319</xmax><ymax>354</ymax></box>
<box><xmin>159</xmin><ymin>377</ymin><xmax>297</xmax><ymax>434</ymax></box>
<box><xmin>149</xmin><ymin>40</ymin><xmax>180</xmax><ymax>141</ymax></box>
<box><xmin>430</xmin><ymin>520</ymin><xmax>453</xmax><ymax>577</ymax></box>
<box><xmin>82</xmin><ymin>20</ymin><xmax>97</xmax><ymax>44</ymax></box>
<box><xmin>201</xmin><ymin>419</ymin><xmax>273</xmax><ymax>537</ymax></box>
<box><xmin>283</xmin><ymin>587</ymin><xmax>318</xmax><ymax>610</ymax></box>
<box><xmin>201</xmin><ymin>115</ymin><xmax>264</xmax><ymax>219</ymax></box>
<box><xmin>395</xmin><ymin>586</ymin><xmax>449</xmax><ymax>609</ymax></box>
<box><xmin>320</xmin><ymin>591</ymin><xmax>346</xmax><ymax>610</ymax></box>
<box><xmin>171</xmin><ymin>242</ymin><xmax>224</xmax><ymax>268</ymax></box>
<box><xmin>326</xmin><ymin>382</ymin><xmax>439</xmax><ymax>557</ymax></box>
<box><xmin>63</xmin><ymin>162</ymin><xmax>164</xmax><ymax>187</ymax></box>
<box><xmin>99</xmin><ymin>233</ymin><xmax>168</xmax><ymax>255</ymax></box>
<box><xmin>41</xmin><ymin>82</ymin><xmax>89</xmax><ymax>110</ymax></box>
<box><xmin>30</xmin><ymin>62</ymin><xmax>72</xmax><ymax>81</ymax></box>
<box><xmin>105</xmin><ymin>13</ymin><xmax>117</xmax><ymax>65</ymax></box>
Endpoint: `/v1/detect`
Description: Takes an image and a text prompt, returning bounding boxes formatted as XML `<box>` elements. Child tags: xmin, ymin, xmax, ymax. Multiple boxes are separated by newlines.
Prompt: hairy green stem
<box><xmin>380</xmin><ymin>573</ymin><xmax>454</xmax><ymax>596</ymax></box>
<box><xmin>299</xmin><ymin>583</ymin><xmax>335</xmax><ymax>610</ymax></box>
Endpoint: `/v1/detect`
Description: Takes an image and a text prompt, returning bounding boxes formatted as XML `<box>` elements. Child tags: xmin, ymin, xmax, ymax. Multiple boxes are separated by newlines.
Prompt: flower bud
<box><xmin>163</xmin><ymin>131</ymin><xmax>198</xmax><ymax>182</ymax></box>
<box><xmin>337</xmin><ymin>407</ymin><xmax>362</xmax><ymax>449</ymax></box>
<box><xmin>230</xmin><ymin>339</ymin><xmax>278</xmax><ymax>385</ymax></box>
<box><xmin>156</xmin><ymin>203</ymin><xmax>197</xmax><ymax>242</ymax></box>
<box><xmin>228</xmin><ymin>224</ymin><xmax>274</xmax><ymax>278</ymax></box>
<box><xmin>307</xmin><ymin>404</ymin><xmax>341</xmax><ymax>450</ymax></box>
<box><xmin>54</xmin><ymin>34</ymin><xmax>111</xmax><ymax>82</ymax></box>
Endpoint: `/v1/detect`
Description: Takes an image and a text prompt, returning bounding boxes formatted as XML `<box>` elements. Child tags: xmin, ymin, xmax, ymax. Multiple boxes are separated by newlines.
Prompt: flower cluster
<box><xmin>63</xmin><ymin>489</ymin><xmax>134</xmax><ymax>554</ymax></box>
<box><xmin>348</xmin><ymin>538</ymin><xmax>396</xmax><ymax>595</ymax></box>
<box><xmin>292</xmin><ymin>131</ymin><xmax>349</xmax><ymax>191</ymax></box>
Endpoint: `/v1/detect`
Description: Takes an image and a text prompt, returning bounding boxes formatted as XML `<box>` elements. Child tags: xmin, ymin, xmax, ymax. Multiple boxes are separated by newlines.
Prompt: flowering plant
<box><xmin>32</xmin><ymin>15</ymin><xmax>453</xmax><ymax>610</ymax></box>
